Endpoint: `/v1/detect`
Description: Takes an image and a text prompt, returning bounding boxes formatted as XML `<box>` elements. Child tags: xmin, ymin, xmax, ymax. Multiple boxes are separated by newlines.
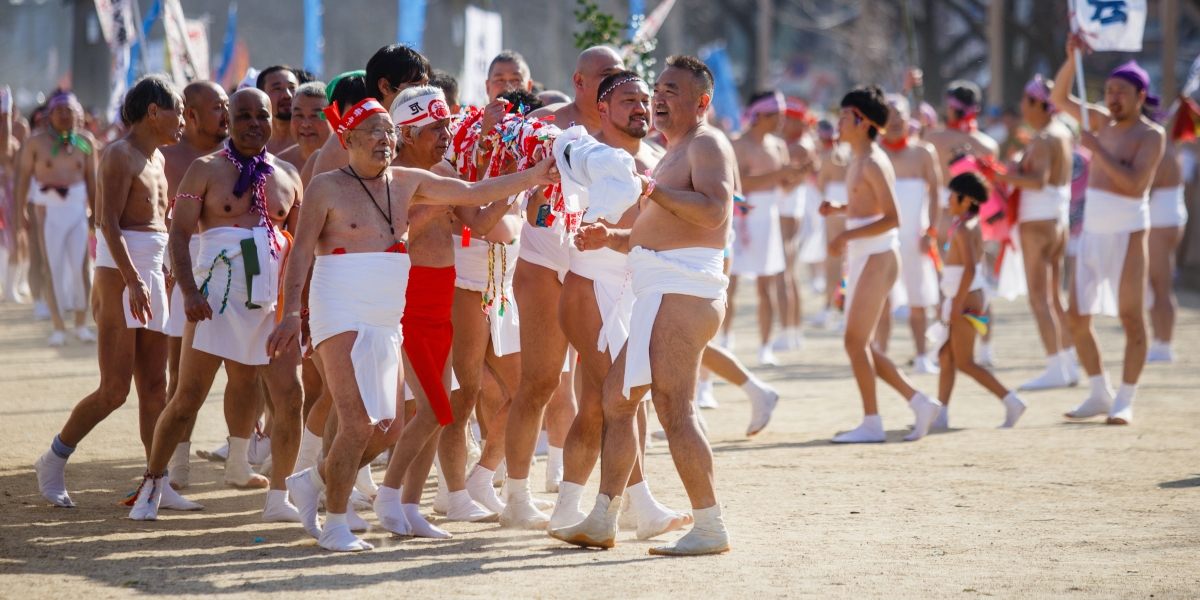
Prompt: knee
<box><xmin>95</xmin><ymin>380</ymin><xmax>132</xmax><ymax>412</ymax></box>
<box><xmin>1118</xmin><ymin>310</ymin><xmax>1145</xmax><ymax>333</ymax></box>
<box><xmin>522</xmin><ymin>373</ymin><xmax>562</xmax><ymax>405</ymax></box>
<box><xmin>843</xmin><ymin>334</ymin><xmax>869</xmax><ymax>354</ymax></box>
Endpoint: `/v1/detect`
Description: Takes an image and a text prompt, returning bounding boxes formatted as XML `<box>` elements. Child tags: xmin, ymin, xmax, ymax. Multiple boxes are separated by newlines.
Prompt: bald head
<box><xmin>229</xmin><ymin>88</ymin><xmax>272</xmax><ymax>154</ymax></box>
<box><xmin>573</xmin><ymin>46</ymin><xmax>626</xmax><ymax>110</ymax></box>
<box><xmin>183</xmin><ymin>81</ymin><xmax>225</xmax><ymax>108</ymax></box>
<box><xmin>231</xmin><ymin>87</ymin><xmax>270</xmax><ymax>111</ymax></box>
<box><xmin>180</xmin><ymin>81</ymin><xmax>229</xmax><ymax>144</ymax></box>
<box><xmin>576</xmin><ymin>46</ymin><xmax>624</xmax><ymax>77</ymax></box>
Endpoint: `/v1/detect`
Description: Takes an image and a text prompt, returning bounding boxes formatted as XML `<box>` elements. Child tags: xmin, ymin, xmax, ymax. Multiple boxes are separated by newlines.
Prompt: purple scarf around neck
<box><xmin>221</xmin><ymin>140</ymin><xmax>281</xmax><ymax>259</ymax></box>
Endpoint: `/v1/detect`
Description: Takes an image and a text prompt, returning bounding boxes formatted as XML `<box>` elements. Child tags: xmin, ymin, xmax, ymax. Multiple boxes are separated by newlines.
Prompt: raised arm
<box><xmin>1050</xmin><ymin>34</ymin><xmax>1109</xmax><ymax>132</ymax></box>
<box><xmin>1082</xmin><ymin>126</ymin><xmax>1165</xmax><ymax>197</ymax></box>
<box><xmin>410</xmin><ymin>155</ymin><xmax>558</xmax><ymax>207</ymax></box>
<box><xmin>267</xmin><ymin>181</ymin><xmax>329</xmax><ymax>358</ymax></box>
<box><xmin>643</xmin><ymin>134</ymin><xmax>733</xmax><ymax>230</ymax></box>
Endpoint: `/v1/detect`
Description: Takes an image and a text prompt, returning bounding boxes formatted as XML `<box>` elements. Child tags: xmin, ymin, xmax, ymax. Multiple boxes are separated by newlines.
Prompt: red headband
<box><xmin>323</xmin><ymin>98</ymin><xmax>389</xmax><ymax>149</ymax></box>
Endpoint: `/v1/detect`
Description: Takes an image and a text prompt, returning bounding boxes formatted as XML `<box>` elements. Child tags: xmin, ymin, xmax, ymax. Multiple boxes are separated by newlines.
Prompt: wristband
<box><xmin>643</xmin><ymin>170</ymin><xmax>656</xmax><ymax>196</ymax></box>
<box><xmin>925</xmin><ymin>227</ymin><xmax>937</xmax><ymax>238</ymax></box>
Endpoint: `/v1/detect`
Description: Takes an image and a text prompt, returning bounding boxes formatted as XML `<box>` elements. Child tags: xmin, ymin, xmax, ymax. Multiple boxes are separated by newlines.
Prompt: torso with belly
<box><xmin>630</xmin><ymin>126</ymin><xmax>732</xmax><ymax>251</ymax></box>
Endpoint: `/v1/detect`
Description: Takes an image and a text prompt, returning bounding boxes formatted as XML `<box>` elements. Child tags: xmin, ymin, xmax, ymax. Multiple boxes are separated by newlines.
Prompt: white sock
<box><xmin>373</xmin><ymin>485</ymin><xmax>409</xmax><ymax>535</ymax></box>
<box><xmin>546</xmin><ymin>446</ymin><xmax>564</xmax><ymax>490</ymax></box>
<box><xmin>403</xmin><ymin>503</ymin><xmax>451</xmax><ymax>538</ymax></box>
<box><xmin>325</xmin><ymin>512</ymin><xmax>346</xmax><ymax>526</ymax></box>
<box><xmin>864</xmin><ymin>414</ymin><xmax>883</xmax><ymax>431</ymax></box>
<box><xmin>294</xmin><ymin>428</ymin><xmax>322</xmax><ymax>474</ymax></box>
<box><xmin>549</xmin><ymin>481</ymin><xmax>585</xmax><ymax>530</ymax></box>
<box><xmin>1115</xmin><ymin>383</ymin><xmax>1137</xmax><ymax>403</ymax></box>
<box><xmin>1089</xmin><ymin>374</ymin><xmax>1110</xmax><ymax>396</ymax></box>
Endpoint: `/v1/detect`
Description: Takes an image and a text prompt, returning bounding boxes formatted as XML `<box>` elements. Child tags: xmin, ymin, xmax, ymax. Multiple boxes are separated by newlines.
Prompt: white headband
<box><xmin>391</xmin><ymin>93</ymin><xmax>451</xmax><ymax>128</ymax></box>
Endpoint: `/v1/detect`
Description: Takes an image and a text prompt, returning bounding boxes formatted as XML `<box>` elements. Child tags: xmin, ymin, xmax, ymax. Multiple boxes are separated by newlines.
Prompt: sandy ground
<box><xmin>1</xmin><ymin>280</ymin><xmax>1198</xmax><ymax>599</ymax></box>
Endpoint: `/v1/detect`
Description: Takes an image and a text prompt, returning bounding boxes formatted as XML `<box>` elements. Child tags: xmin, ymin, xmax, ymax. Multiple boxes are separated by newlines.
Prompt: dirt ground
<box><xmin>1</xmin><ymin>281</ymin><xmax>1198</xmax><ymax>599</ymax></box>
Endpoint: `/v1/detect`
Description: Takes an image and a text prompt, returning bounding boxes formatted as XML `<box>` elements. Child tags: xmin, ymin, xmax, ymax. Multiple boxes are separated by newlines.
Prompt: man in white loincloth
<box><xmin>878</xmin><ymin>94</ymin><xmax>942</xmax><ymax>375</ymax></box>
<box><xmin>272</xmin><ymin>97</ymin><xmax>559</xmax><ymax>551</ymax></box>
<box><xmin>34</xmin><ymin>76</ymin><xmax>197</xmax><ymax>511</ymax></box>
<box><xmin>775</xmin><ymin>97</ymin><xmax>819</xmax><ymax>351</ymax></box>
<box><xmin>501</xmin><ymin>46</ymin><xmax>626</xmax><ymax>528</ymax></box>
<box><xmin>992</xmin><ymin>75</ymin><xmax>1079</xmax><ymax>391</ymax></box>
<box><xmin>729</xmin><ymin>90</ymin><xmax>798</xmax><ymax>365</ymax></box>
<box><xmin>808</xmin><ymin>119</ymin><xmax>849</xmax><ymax>331</ymax></box>
<box><xmin>1050</xmin><ymin>44</ymin><xmax>1165</xmax><ymax>425</ymax></box>
<box><xmin>821</xmin><ymin>85</ymin><xmax>940</xmax><ymax>444</ymax></box>
<box><xmin>1143</xmin><ymin>104</ymin><xmax>1187</xmax><ymax>363</ymax></box>
<box><xmin>13</xmin><ymin>90</ymin><xmax>97</xmax><ymax>345</ymax></box>
<box><xmin>550</xmin><ymin>55</ymin><xmax>734</xmax><ymax>556</ymax></box>
<box><xmin>127</xmin><ymin>89</ymin><xmax>304</xmax><ymax>522</ymax></box>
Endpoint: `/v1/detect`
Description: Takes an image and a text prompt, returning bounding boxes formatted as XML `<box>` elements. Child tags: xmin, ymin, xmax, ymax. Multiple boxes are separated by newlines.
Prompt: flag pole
<box><xmin>1070</xmin><ymin>0</ymin><xmax>1090</xmax><ymax>132</ymax></box>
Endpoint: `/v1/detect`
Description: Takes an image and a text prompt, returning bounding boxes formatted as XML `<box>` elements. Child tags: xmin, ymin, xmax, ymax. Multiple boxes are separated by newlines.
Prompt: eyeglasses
<box><xmin>353</xmin><ymin>126</ymin><xmax>398</xmax><ymax>140</ymax></box>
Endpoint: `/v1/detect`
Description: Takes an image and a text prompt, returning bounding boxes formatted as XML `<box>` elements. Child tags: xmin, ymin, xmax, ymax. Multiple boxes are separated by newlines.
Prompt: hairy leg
<box><xmin>440</xmin><ymin>288</ymin><xmax>490</xmax><ymax>492</ymax></box>
<box><xmin>259</xmin><ymin>342</ymin><xmax>303</xmax><ymax>490</ymax></box>
<box><xmin>1021</xmin><ymin>221</ymin><xmax>1064</xmax><ymax>355</ymax></box>
<box><xmin>1118</xmin><ymin>230</ymin><xmax>1149</xmax><ymax>385</ymax></box>
<box><xmin>559</xmin><ymin>273</ymin><xmax>610</xmax><ymax>487</ymax></box>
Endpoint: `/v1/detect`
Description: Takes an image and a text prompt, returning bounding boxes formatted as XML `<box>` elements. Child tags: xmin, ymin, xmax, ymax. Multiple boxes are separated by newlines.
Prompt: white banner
<box><xmin>460</xmin><ymin>5</ymin><xmax>502</xmax><ymax>109</ymax></box>
<box><xmin>184</xmin><ymin>19</ymin><xmax>211</xmax><ymax>80</ymax></box>
<box><xmin>162</xmin><ymin>0</ymin><xmax>196</xmax><ymax>87</ymax></box>
<box><xmin>93</xmin><ymin>0</ymin><xmax>137</xmax><ymax>47</ymax></box>
<box><xmin>1072</xmin><ymin>0</ymin><xmax>1146</xmax><ymax>52</ymax></box>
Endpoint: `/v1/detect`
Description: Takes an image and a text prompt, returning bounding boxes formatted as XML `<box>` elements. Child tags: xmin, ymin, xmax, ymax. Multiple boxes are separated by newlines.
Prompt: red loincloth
<box><xmin>401</xmin><ymin>265</ymin><xmax>456</xmax><ymax>426</ymax></box>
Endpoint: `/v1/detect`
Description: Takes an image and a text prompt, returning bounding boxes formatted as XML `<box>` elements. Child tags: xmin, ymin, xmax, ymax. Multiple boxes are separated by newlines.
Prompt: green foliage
<box><xmin>572</xmin><ymin>0</ymin><xmax>659</xmax><ymax>81</ymax></box>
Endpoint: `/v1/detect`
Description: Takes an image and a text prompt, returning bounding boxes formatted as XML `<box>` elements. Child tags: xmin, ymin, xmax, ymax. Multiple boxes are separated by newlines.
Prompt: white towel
<box><xmin>95</xmin><ymin>229</ymin><xmax>170</xmax><ymax>332</ymax></box>
<box><xmin>1148</xmin><ymin>185</ymin><xmax>1187</xmax><ymax>228</ymax></box>
<box><xmin>190</xmin><ymin>227</ymin><xmax>288</xmax><ymax>366</ymax></box>
<box><xmin>453</xmin><ymin>235</ymin><xmax>521</xmax><ymax>357</ymax></box>
<box><xmin>553</xmin><ymin>125</ymin><xmax>641</xmax><ymax>223</ymax></box>
<box><xmin>32</xmin><ymin>182</ymin><xmax>90</xmax><ymax>315</ymax></box>
<box><xmin>309</xmin><ymin>252</ymin><xmax>410</xmax><ymax>425</ymax></box>
<box><xmin>623</xmin><ymin>246</ymin><xmax>727</xmax><ymax>397</ymax></box>
<box><xmin>569</xmin><ymin>245</ymin><xmax>633</xmax><ymax>362</ymax></box>
<box><xmin>731</xmin><ymin>188</ymin><xmax>786</xmax><ymax>276</ymax></box>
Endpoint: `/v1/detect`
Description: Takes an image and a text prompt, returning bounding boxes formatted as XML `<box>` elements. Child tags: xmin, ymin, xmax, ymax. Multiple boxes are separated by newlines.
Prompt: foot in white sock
<box><xmin>1020</xmin><ymin>355</ymin><xmax>1072</xmax><ymax>390</ymax></box>
<box><xmin>831</xmin><ymin>415</ymin><xmax>886</xmax><ymax>443</ymax></box>
<box><xmin>744</xmin><ymin>377</ymin><xmax>779</xmax><ymax>436</ymax></box>
<box><xmin>355</xmin><ymin>465</ymin><xmax>379</xmax><ymax>497</ymax></box>
<box><xmin>286</xmin><ymin>467</ymin><xmax>324</xmax><ymax>539</ymax></box>
<box><xmin>1146</xmin><ymin>340</ymin><xmax>1174</xmax><ymax>363</ymax></box>
<box><xmin>224</xmin><ymin>437</ymin><xmax>269</xmax><ymax>488</ymax></box>
<box><xmin>319</xmin><ymin>516</ymin><xmax>373</xmax><ymax>552</ymax></box>
<box><xmin>261</xmin><ymin>488</ymin><xmax>300</xmax><ymax>522</ymax></box>
<box><xmin>446</xmin><ymin>489</ymin><xmax>496</xmax><ymax>522</ymax></box>
<box><xmin>293</xmin><ymin>428</ymin><xmax>322</xmax><ymax>474</ymax></box>
<box><xmin>758</xmin><ymin>345</ymin><xmax>779</xmax><ymax>366</ymax></box>
<box><xmin>1000</xmin><ymin>392</ymin><xmax>1027</xmax><ymax>428</ymax></box>
<box><xmin>346</xmin><ymin>503</ymin><xmax>370</xmax><ymax>532</ymax></box>
<box><xmin>626</xmin><ymin>482</ymin><xmax>692</xmax><ymax>540</ymax></box>
<box><xmin>34</xmin><ymin>451</ymin><xmax>74</xmax><ymax>507</ymax></box>
<box><xmin>548</xmin><ymin>494</ymin><xmax>619</xmax><ymax>549</ymax></box>
<box><xmin>168</xmin><ymin>442</ymin><xmax>191</xmax><ymax>490</ymax></box>
<box><xmin>159</xmin><ymin>472</ymin><xmax>203</xmax><ymax>511</ymax></box>
<box><xmin>548</xmin><ymin>482</ymin><xmax>587</xmax><ymax>530</ymax></box>
<box><xmin>904</xmin><ymin>393</ymin><xmax>941</xmax><ymax>441</ymax></box>
<box><xmin>47</xmin><ymin>330</ymin><xmax>66</xmax><ymax>347</ymax></box>
<box><xmin>696</xmin><ymin>379</ymin><xmax>718</xmax><ymax>409</ymax></box>
<box><xmin>649</xmin><ymin>503</ymin><xmax>730</xmax><ymax>556</ymax></box>
<box><xmin>126</xmin><ymin>471</ymin><xmax>164</xmax><ymax>521</ymax></box>
<box><xmin>1065</xmin><ymin>374</ymin><xmax>1115</xmax><ymax>419</ymax></box>
<box><xmin>433</xmin><ymin>456</ymin><xmax>450</xmax><ymax>515</ymax></box>
<box><xmin>466</xmin><ymin>466</ymin><xmax>505</xmax><ymax>514</ymax></box>
<box><xmin>491</xmin><ymin>460</ymin><xmax>507</xmax><ymax>486</ymax></box>
<box><xmin>373</xmin><ymin>486</ymin><xmax>411</xmax><ymax>535</ymax></box>
<box><xmin>247</xmin><ymin>433</ymin><xmax>271</xmax><ymax>465</ymax></box>
<box><xmin>349</xmin><ymin>488</ymin><xmax>374</xmax><ymax>512</ymax></box>
<box><xmin>1062</xmin><ymin>350</ymin><xmax>1080</xmax><ymax>385</ymax></box>
<box><xmin>404</xmin><ymin>503</ymin><xmax>451</xmax><ymax>538</ymax></box>
<box><xmin>74</xmin><ymin>326</ymin><xmax>95</xmax><ymax>343</ymax></box>
<box><xmin>1107</xmin><ymin>383</ymin><xmax>1136</xmax><ymax>425</ymax></box>
<box><xmin>545</xmin><ymin>446</ymin><xmax>564</xmax><ymax>493</ymax></box>
<box><xmin>912</xmin><ymin>353</ymin><xmax>940</xmax><ymax>375</ymax></box>
<box><xmin>499</xmin><ymin>478</ymin><xmax>550</xmax><ymax>529</ymax></box>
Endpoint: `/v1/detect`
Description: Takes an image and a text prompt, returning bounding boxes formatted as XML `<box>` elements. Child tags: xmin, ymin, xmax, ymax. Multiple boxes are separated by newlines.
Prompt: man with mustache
<box><xmin>278</xmin><ymin>81</ymin><xmax>332</xmax><ymax>170</ymax></box>
<box><xmin>257</xmin><ymin>65</ymin><xmax>299</xmax><ymax>155</ymax></box>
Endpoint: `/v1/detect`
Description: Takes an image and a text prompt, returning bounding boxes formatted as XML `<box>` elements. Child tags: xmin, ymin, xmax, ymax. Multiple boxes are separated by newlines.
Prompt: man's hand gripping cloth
<box><xmin>31</xmin><ymin>182</ymin><xmax>90</xmax><ymax>314</ymax></box>
<box><xmin>894</xmin><ymin>177</ymin><xmax>940</xmax><ymax>308</ymax></box>
<box><xmin>402</xmin><ymin>265</ymin><xmax>456</xmax><ymax>426</ymax></box>
<box><xmin>552</xmin><ymin>125</ymin><xmax>642</xmax><ymax>224</ymax></box>
<box><xmin>1149</xmin><ymin>185</ymin><xmax>1187</xmax><ymax>228</ymax></box>
<box><xmin>95</xmin><ymin>229</ymin><xmax>170</xmax><ymax>332</ymax></box>
<box><xmin>454</xmin><ymin>235</ymin><xmax>521</xmax><ymax>356</ymax></box>
<box><xmin>569</xmin><ymin>246</ymin><xmax>634</xmax><ymax>362</ymax></box>
<box><xmin>843</xmin><ymin>214</ymin><xmax>900</xmax><ymax>315</ymax></box>
<box><xmin>192</xmin><ymin>226</ymin><xmax>290</xmax><ymax>365</ymax></box>
<box><xmin>165</xmin><ymin>236</ymin><xmax>201</xmax><ymax>337</ymax></box>
<box><xmin>623</xmin><ymin>247</ymin><xmax>728</xmax><ymax>397</ymax></box>
<box><xmin>309</xmin><ymin>252</ymin><xmax>410</xmax><ymax>425</ymax></box>
<box><xmin>1075</xmin><ymin>188</ymin><xmax>1149</xmax><ymax>317</ymax></box>
<box><xmin>731</xmin><ymin>189</ymin><xmax>786</xmax><ymax>277</ymax></box>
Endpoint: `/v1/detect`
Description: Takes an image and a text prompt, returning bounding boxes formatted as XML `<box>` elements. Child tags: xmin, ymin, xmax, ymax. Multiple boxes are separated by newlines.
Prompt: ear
<box><xmin>574</xmin><ymin>73</ymin><xmax>585</xmax><ymax>94</ymax></box>
<box><xmin>697</xmin><ymin>93</ymin><xmax>712</xmax><ymax>116</ymax></box>
<box><xmin>525</xmin><ymin>80</ymin><xmax>534</xmax><ymax>92</ymax></box>
<box><xmin>400</xmin><ymin>125</ymin><xmax>418</xmax><ymax>147</ymax></box>
<box><xmin>377</xmin><ymin>78</ymin><xmax>392</xmax><ymax>98</ymax></box>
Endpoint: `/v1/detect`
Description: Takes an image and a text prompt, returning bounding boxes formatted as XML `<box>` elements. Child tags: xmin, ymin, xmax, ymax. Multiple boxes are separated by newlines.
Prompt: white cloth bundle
<box><xmin>552</xmin><ymin>125</ymin><xmax>641</xmax><ymax>223</ymax></box>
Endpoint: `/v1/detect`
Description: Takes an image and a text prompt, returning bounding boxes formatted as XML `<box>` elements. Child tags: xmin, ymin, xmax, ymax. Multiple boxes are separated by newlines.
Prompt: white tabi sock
<box><xmin>548</xmin><ymin>481</ymin><xmax>586</xmax><ymax>530</ymax></box>
<box><xmin>742</xmin><ymin>376</ymin><xmax>779</xmax><ymax>436</ymax></box>
<box><xmin>466</xmin><ymin>466</ymin><xmax>505</xmax><ymax>513</ymax></box>
<box><xmin>999</xmin><ymin>392</ymin><xmax>1027</xmax><ymax>429</ymax></box>
<box><xmin>1109</xmin><ymin>383</ymin><xmax>1137</xmax><ymax>424</ymax></box>
<box><xmin>293</xmin><ymin>428</ymin><xmax>322</xmax><ymax>474</ymax></box>
<box><xmin>832</xmin><ymin>414</ymin><xmax>886</xmax><ymax>443</ymax></box>
<box><xmin>626</xmin><ymin>481</ymin><xmax>690</xmax><ymax>540</ymax></box>
<box><xmin>372</xmin><ymin>485</ymin><xmax>409</xmax><ymax>535</ymax></box>
<box><xmin>224</xmin><ymin>436</ymin><xmax>266</xmax><ymax>488</ymax></box>
<box><xmin>545</xmin><ymin>446</ymin><xmax>564</xmax><ymax>493</ymax></box>
<box><xmin>499</xmin><ymin>477</ymin><xmax>550</xmax><ymax>529</ymax></box>
<box><xmin>319</xmin><ymin>513</ymin><xmax>373</xmax><ymax>552</ymax></box>
<box><xmin>1066</xmin><ymin>374</ymin><xmax>1114</xmax><ymax>419</ymax></box>
<box><xmin>649</xmin><ymin>503</ymin><xmax>730</xmax><ymax>556</ymax></box>
<box><xmin>404</xmin><ymin>503</ymin><xmax>451</xmax><ymax>538</ymax></box>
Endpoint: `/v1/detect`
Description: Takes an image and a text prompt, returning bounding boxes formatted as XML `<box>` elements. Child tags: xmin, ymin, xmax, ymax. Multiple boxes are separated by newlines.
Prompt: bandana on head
<box><xmin>326</xmin><ymin>70</ymin><xmax>366</xmax><ymax>104</ymax></box>
<box><xmin>743</xmin><ymin>91</ymin><xmax>785</xmax><ymax>127</ymax></box>
<box><xmin>598</xmin><ymin>76</ymin><xmax>645</xmax><ymax>102</ymax></box>
<box><xmin>946</xmin><ymin>96</ymin><xmax>980</xmax><ymax>132</ymax></box>
<box><xmin>1024</xmin><ymin>74</ymin><xmax>1057</xmax><ymax>114</ymax></box>
<box><xmin>47</xmin><ymin>91</ymin><xmax>91</xmax><ymax>156</ymax></box>
<box><xmin>1109</xmin><ymin>61</ymin><xmax>1160</xmax><ymax>106</ymax></box>
<box><xmin>323</xmin><ymin>98</ymin><xmax>389</xmax><ymax>149</ymax></box>
<box><xmin>784</xmin><ymin>97</ymin><xmax>816</xmax><ymax>124</ymax></box>
<box><xmin>390</xmin><ymin>93</ymin><xmax>451</xmax><ymax>128</ymax></box>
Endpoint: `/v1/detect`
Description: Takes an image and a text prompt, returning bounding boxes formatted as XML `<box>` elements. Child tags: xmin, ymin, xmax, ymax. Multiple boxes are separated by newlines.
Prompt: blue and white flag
<box><xmin>698</xmin><ymin>43</ymin><xmax>741</xmax><ymax>132</ymax></box>
<box><xmin>1072</xmin><ymin>0</ymin><xmax>1146</xmax><ymax>52</ymax></box>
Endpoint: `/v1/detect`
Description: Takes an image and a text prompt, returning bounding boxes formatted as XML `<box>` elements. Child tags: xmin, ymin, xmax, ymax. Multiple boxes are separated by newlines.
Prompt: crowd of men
<box><xmin>0</xmin><ymin>31</ymin><xmax>1188</xmax><ymax>556</ymax></box>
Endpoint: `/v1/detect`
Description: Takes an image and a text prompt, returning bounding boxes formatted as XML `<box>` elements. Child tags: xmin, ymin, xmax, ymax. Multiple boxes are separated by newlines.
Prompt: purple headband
<box><xmin>945</xmin><ymin>96</ymin><xmax>979</xmax><ymax>115</ymax></box>
<box><xmin>744</xmin><ymin>92</ymin><xmax>784</xmax><ymax>124</ymax></box>
<box><xmin>1108</xmin><ymin>61</ymin><xmax>1160</xmax><ymax>106</ymax></box>
<box><xmin>1024</xmin><ymin>75</ymin><xmax>1057</xmax><ymax>114</ymax></box>
<box><xmin>48</xmin><ymin>91</ymin><xmax>83</xmax><ymax>114</ymax></box>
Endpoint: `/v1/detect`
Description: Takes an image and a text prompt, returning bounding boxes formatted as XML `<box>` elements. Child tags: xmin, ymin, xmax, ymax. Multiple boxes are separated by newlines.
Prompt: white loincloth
<box><xmin>553</xmin><ymin>125</ymin><xmax>641</xmax><ymax>223</ymax></box>
<box><xmin>894</xmin><ymin>177</ymin><xmax>939</xmax><ymax>308</ymax></box>
<box><xmin>1075</xmin><ymin>188</ymin><xmax>1148</xmax><ymax>317</ymax></box>
<box><xmin>1019</xmin><ymin>184</ymin><xmax>1071</xmax><ymax>225</ymax></box>
<box><xmin>731</xmin><ymin>189</ymin><xmax>785</xmax><ymax>276</ymax></box>
<box><xmin>778</xmin><ymin>184</ymin><xmax>806</xmax><ymax>219</ymax></box>
<box><xmin>843</xmin><ymin>214</ymin><xmax>900</xmax><ymax>315</ymax></box>
<box><xmin>519</xmin><ymin>220</ymin><xmax>570</xmax><ymax>282</ymax></box>
<box><xmin>310</xmin><ymin>252</ymin><xmax>410</xmax><ymax>425</ymax></box>
<box><xmin>94</xmin><ymin>229</ymin><xmax>170</xmax><ymax>332</ymax></box>
<box><xmin>165</xmin><ymin>235</ymin><xmax>201</xmax><ymax>337</ymax></box>
<box><xmin>940</xmin><ymin>263</ymin><xmax>988</xmax><ymax>322</ymax></box>
<box><xmin>801</xmin><ymin>182</ymin><xmax>844</xmax><ymax>264</ymax></box>
<box><xmin>569</xmin><ymin>245</ymin><xmax>633</xmax><ymax>362</ymax></box>
<box><xmin>623</xmin><ymin>246</ymin><xmax>727</xmax><ymax>397</ymax></box>
<box><xmin>1148</xmin><ymin>185</ymin><xmax>1187</xmax><ymax>228</ymax></box>
<box><xmin>31</xmin><ymin>182</ymin><xmax>89</xmax><ymax>315</ymax></box>
<box><xmin>454</xmin><ymin>235</ymin><xmax>521</xmax><ymax>357</ymax></box>
<box><xmin>191</xmin><ymin>226</ymin><xmax>288</xmax><ymax>366</ymax></box>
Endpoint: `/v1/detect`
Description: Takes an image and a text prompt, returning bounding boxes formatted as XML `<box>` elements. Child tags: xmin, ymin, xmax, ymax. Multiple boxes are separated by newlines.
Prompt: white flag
<box><xmin>460</xmin><ymin>6</ymin><xmax>502</xmax><ymax>109</ymax></box>
<box><xmin>1072</xmin><ymin>0</ymin><xmax>1146</xmax><ymax>52</ymax></box>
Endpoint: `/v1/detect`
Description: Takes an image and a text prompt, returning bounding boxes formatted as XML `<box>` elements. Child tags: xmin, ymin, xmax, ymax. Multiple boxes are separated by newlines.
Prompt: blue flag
<box><xmin>304</xmin><ymin>0</ymin><xmax>324</xmax><ymax>78</ymax></box>
<box><xmin>216</xmin><ymin>3</ymin><xmax>239</xmax><ymax>84</ymax></box>
<box><xmin>699</xmin><ymin>43</ymin><xmax>741</xmax><ymax>131</ymax></box>
<box><xmin>397</xmin><ymin>0</ymin><xmax>428</xmax><ymax>51</ymax></box>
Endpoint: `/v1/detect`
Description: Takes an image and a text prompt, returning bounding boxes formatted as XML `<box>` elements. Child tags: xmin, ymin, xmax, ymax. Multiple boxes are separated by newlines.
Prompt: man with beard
<box><xmin>159</xmin><ymin>81</ymin><xmax>230</xmax><ymax>488</ymax></box>
<box><xmin>13</xmin><ymin>90</ymin><xmax>98</xmax><ymax>345</ymax></box>
<box><xmin>257</xmin><ymin>65</ymin><xmax>298</xmax><ymax>155</ymax></box>
<box><xmin>127</xmin><ymin>89</ymin><xmax>304</xmax><ymax>522</ymax></box>
<box><xmin>274</xmin><ymin>99</ymin><xmax>559</xmax><ymax>551</ymax></box>
<box><xmin>34</xmin><ymin>76</ymin><xmax>195</xmax><ymax>510</ymax></box>
<box><xmin>278</xmin><ymin>81</ymin><xmax>331</xmax><ymax>170</ymax></box>
<box><xmin>1050</xmin><ymin>41</ymin><xmax>1165</xmax><ymax>425</ymax></box>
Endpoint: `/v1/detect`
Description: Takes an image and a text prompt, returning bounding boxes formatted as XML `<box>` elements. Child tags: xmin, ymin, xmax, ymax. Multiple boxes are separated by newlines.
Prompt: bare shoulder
<box><xmin>530</xmin><ymin>102</ymin><xmax>571</xmax><ymax>121</ymax></box>
<box><xmin>270</xmin><ymin>155</ymin><xmax>302</xmax><ymax>186</ymax></box>
<box><xmin>304</xmin><ymin>171</ymin><xmax>340</xmax><ymax>204</ymax></box>
<box><xmin>1139</xmin><ymin>118</ymin><xmax>1166</xmax><ymax>144</ymax></box>
<box><xmin>971</xmin><ymin>131</ymin><xmax>1000</xmax><ymax>155</ymax></box>
<box><xmin>431</xmin><ymin>160</ymin><xmax>458</xmax><ymax>178</ymax></box>
<box><xmin>691</xmin><ymin>126</ymin><xmax>734</xmax><ymax>157</ymax></box>
<box><xmin>99</xmin><ymin>138</ymin><xmax>135</xmax><ymax>167</ymax></box>
<box><xmin>914</xmin><ymin>139</ymin><xmax>938</xmax><ymax>160</ymax></box>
